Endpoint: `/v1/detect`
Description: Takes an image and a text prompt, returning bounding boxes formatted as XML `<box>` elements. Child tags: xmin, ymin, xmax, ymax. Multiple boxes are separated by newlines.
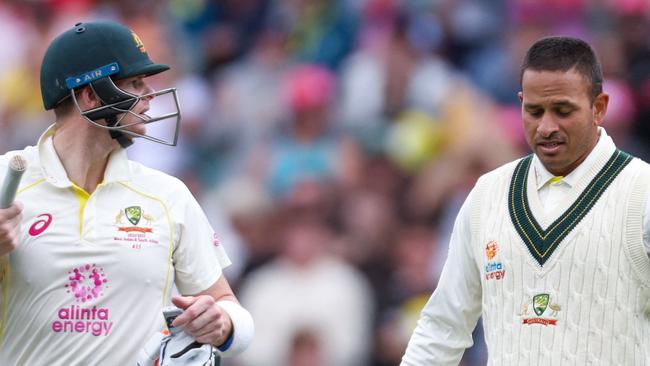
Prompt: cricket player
<box><xmin>0</xmin><ymin>21</ymin><xmax>253</xmax><ymax>365</ymax></box>
<box><xmin>402</xmin><ymin>36</ymin><xmax>650</xmax><ymax>365</ymax></box>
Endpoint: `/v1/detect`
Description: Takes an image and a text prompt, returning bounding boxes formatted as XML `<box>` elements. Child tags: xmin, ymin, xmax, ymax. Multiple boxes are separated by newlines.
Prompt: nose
<box><xmin>537</xmin><ymin>113</ymin><xmax>559</xmax><ymax>138</ymax></box>
<box><xmin>141</xmin><ymin>82</ymin><xmax>156</xmax><ymax>101</ymax></box>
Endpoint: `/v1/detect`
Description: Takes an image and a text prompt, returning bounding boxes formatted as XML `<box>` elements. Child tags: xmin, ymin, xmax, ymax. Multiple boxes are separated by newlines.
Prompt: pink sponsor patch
<box><xmin>65</xmin><ymin>264</ymin><xmax>108</xmax><ymax>303</ymax></box>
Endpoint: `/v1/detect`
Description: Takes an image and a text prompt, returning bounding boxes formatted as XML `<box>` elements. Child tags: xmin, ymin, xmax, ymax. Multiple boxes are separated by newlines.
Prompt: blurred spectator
<box><xmin>238</xmin><ymin>217</ymin><xmax>373</xmax><ymax>366</ymax></box>
<box><xmin>338</xmin><ymin>5</ymin><xmax>457</xmax><ymax>150</ymax></box>
<box><xmin>287</xmin><ymin>328</ymin><xmax>325</xmax><ymax>366</ymax></box>
<box><xmin>207</xmin><ymin>23</ymin><xmax>291</xmax><ymax>184</ymax></box>
<box><xmin>258</xmin><ymin>64</ymin><xmax>351</xmax><ymax>198</ymax></box>
<box><xmin>272</xmin><ymin>0</ymin><xmax>360</xmax><ymax>69</ymax></box>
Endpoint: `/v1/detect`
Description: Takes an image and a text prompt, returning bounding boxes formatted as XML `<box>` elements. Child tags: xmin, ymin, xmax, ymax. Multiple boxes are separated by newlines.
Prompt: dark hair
<box><xmin>53</xmin><ymin>96</ymin><xmax>75</xmax><ymax>119</ymax></box>
<box><xmin>520</xmin><ymin>36</ymin><xmax>603</xmax><ymax>102</ymax></box>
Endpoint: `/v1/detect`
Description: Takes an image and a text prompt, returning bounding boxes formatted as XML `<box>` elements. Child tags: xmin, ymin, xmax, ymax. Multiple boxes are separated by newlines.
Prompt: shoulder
<box><xmin>475</xmin><ymin>156</ymin><xmax>527</xmax><ymax>188</ymax></box>
<box><xmin>0</xmin><ymin>145</ymin><xmax>42</xmax><ymax>182</ymax></box>
<box><xmin>0</xmin><ymin>145</ymin><xmax>39</xmax><ymax>167</ymax></box>
<box><xmin>628</xmin><ymin>155</ymin><xmax>650</xmax><ymax>174</ymax></box>
<box><xmin>125</xmin><ymin>160</ymin><xmax>192</xmax><ymax>200</ymax></box>
<box><xmin>609</xmin><ymin>152</ymin><xmax>650</xmax><ymax>185</ymax></box>
<box><xmin>468</xmin><ymin>157</ymin><xmax>527</xmax><ymax>213</ymax></box>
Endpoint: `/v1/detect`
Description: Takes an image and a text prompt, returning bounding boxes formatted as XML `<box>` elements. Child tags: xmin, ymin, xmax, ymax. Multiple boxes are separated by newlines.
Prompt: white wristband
<box><xmin>215</xmin><ymin>300</ymin><xmax>254</xmax><ymax>357</ymax></box>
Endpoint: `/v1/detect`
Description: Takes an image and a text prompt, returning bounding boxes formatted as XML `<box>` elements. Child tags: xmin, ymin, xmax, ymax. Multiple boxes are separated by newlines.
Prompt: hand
<box><xmin>171</xmin><ymin>294</ymin><xmax>233</xmax><ymax>346</ymax></box>
<box><xmin>0</xmin><ymin>202</ymin><xmax>23</xmax><ymax>257</ymax></box>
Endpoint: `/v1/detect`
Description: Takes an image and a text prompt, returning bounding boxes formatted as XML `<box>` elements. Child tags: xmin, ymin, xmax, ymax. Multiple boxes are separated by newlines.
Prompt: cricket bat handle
<box><xmin>0</xmin><ymin>155</ymin><xmax>27</xmax><ymax>209</ymax></box>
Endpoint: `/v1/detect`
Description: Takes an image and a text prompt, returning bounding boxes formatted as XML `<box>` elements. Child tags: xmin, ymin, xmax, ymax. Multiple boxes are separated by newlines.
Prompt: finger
<box><xmin>8</xmin><ymin>210</ymin><xmax>22</xmax><ymax>227</ymax></box>
<box><xmin>171</xmin><ymin>296</ymin><xmax>213</xmax><ymax>327</ymax></box>
<box><xmin>0</xmin><ymin>223</ymin><xmax>21</xmax><ymax>255</ymax></box>
<box><xmin>170</xmin><ymin>296</ymin><xmax>196</xmax><ymax>327</ymax></box>
<box><xmin>0</xmin><ymin>214</ymin><xmax>21</xmax><ymax>238</ymax></box>
<box><xmin>171</xmin><ymin>295</ymin><xmax>196</xmax><ymax>310</ymax></box>
<box><xmin>184</xmin><ymin>305</ymin><xmax>222</xmax><ymax>335</ymax></box>
<box><xmin>0</xmin><ymin>211</ymin><xmax>22</xmax><ymax>236</ymax></box>
<box><xmin>0</xmin><ymin>203</ymin><xmax>23</xmax><ymax>220</ymax></box>
<box><xmin>11</xmin><ymin>223</ymin><xmax>22</xmax><ymax>242</ymax></box>
<box><xmin>194</xmin><ymin>328</ymin><xmax>223</xmax><ymax>345</ymax></box>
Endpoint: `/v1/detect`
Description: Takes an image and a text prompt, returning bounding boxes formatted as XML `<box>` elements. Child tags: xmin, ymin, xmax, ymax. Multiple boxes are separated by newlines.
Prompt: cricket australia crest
<box><xmin>533</xmin><ymin>294</ymin><xmax>549</xmax><ymax>316</ymax></box>
<box><xmin>114</xmin><ymin>205</ymin><xmax>158</xmax><ymax>247</ymax></box>
<box><xmin>125</xmin><ymin>206</ymin><xmax>142</xmax><ymax>225</ymax></box>
<box><xmin>520</xmin><ymin>293</ymin><xmax>561</xmax><ymax>326</ymax></box>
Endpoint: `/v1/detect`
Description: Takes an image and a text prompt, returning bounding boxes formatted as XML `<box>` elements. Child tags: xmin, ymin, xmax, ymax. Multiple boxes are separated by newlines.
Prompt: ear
<box><xmin>76</xmin><ymin>85</ymin><xmax>102</xmax><ymax>109</ymax></box>
<box><xmin>592</xmin><ymin>92</ymin><xmax>609</xmax><ymax>126</ymax></box>
<box><xmin>518</xmin><ymin>91</ymin><xmax>523</xmax><ymax>104</ymax></box>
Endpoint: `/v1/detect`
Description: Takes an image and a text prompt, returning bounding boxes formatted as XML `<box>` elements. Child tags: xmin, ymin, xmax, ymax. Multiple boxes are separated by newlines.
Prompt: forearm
<box><xmin>401</xmin><ymin>287</ymin><xmax>481</xmax><ymax>365</ymax></box>
<box><xmin>402</xmin><ymin>190</ymin><xmax>483</xmax><ymax>365</ymax></box>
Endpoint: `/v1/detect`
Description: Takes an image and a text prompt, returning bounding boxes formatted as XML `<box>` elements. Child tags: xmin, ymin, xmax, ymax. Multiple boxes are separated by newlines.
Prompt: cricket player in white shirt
<box><xmin>402</xmin><ymin>36</ymin><xmax>650</xmax><ymax>365</ymax></box>
<box><xmin>0</xmin><ymin>21</ymin><xmax>253</xmax><ymax>365</ymax></box>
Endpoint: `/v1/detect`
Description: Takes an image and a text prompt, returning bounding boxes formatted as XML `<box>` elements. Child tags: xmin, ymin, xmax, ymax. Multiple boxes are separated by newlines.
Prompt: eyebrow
<box><xmin>523</xmin><ymin>100</ymin><xmax>577</xmax><ymax>109</ymax></box>
<box><xmin>549</xmin><ymin>101</ymin><xmax>576</xmax><ymax>108</ymax></box>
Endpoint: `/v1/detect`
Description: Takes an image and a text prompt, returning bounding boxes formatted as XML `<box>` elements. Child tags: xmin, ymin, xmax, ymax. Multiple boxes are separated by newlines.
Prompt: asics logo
<box><xmin>29</xmin><ymin>213</ymin><xmax>53</xmax><ymax>236</ymax></box>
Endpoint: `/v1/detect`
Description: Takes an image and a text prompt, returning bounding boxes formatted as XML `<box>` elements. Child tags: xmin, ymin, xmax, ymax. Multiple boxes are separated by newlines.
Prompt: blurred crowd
<box><xmin>2</xmin><ymin>0</ymin><xmax>650</xmax><ymax>365</ymax></box>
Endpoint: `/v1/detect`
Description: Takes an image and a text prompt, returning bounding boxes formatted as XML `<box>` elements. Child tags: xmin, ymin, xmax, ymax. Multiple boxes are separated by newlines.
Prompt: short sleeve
<box><xmin>171</xmin><ymin>185</ymin><xmax>232</xmax><ymax>295</ymax></box>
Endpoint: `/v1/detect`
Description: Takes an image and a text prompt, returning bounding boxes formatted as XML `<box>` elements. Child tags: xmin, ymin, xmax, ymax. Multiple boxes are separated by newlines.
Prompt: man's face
<box><xmin>519</xmin><ymin>68</ymin><xmax>608</xmax><ymax>176</ymax></box>
<box><xmin>113</xmin><ymin>75</ymin><xmax>153</xmax><ymax>137</ymax></box>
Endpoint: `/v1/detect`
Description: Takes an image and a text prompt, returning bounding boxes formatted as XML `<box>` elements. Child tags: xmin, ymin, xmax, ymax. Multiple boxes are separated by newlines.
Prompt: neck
<box><xmin>52</xmin><ymin>119</ymin><xmax>117</xmax><ymax>194</ymax></box>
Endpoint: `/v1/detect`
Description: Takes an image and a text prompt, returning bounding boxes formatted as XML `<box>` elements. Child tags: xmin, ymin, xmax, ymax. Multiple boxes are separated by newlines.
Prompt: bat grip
<box><xmin>0</xmin><ymin>156</ymin><xmax>27</xmax><ymax>209</ymax></box>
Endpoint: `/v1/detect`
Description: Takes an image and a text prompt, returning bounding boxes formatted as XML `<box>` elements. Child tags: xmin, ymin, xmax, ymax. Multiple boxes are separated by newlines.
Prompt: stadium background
<box><xmin>1</xmin><ymin>0</ymin><xmax>650</xmax><ymax>365</ymax></box>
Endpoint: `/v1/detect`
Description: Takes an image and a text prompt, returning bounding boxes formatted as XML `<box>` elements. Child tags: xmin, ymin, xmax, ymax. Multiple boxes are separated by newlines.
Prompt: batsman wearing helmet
<box><xmin>0</xmin><ymin>21</ymin><xmax>253</xmax><ymax>365</ymax></box>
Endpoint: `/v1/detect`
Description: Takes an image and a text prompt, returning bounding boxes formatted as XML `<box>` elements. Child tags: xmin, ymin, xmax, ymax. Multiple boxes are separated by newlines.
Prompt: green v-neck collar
<box><xmin>508</xmin><ymin>149</ymin><xmax>632</xmax><ymax>266</ymax></box>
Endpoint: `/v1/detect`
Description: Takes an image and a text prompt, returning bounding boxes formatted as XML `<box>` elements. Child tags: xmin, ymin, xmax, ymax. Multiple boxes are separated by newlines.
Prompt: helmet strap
<box><xmin>106</xmin><ymin>116</ymin><xmax>134</xmax><ymax>148</ymax></box>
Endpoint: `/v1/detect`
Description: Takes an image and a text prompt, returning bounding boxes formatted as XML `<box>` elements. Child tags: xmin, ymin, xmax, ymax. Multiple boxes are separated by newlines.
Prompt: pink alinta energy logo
<box><xmin>65</xmin><ymin>264</ymin><xmax>108</xmax><ymax>303</ymax></box>
<box><xmin>53</xmin><ymin>264</ymin><xmax>114</xmax><ymax>336</ymax></box>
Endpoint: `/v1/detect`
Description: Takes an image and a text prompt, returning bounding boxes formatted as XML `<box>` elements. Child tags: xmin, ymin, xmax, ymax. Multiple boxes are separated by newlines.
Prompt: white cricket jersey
<box><xmin>0</xmin><ymin>126</ymin><xmax>231</xmax><ymax>365</ymax></box>
<box><xmin>402</xmin><ymin>128</ymin><xmax>650</xmax><ymax>365</ymax></box>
